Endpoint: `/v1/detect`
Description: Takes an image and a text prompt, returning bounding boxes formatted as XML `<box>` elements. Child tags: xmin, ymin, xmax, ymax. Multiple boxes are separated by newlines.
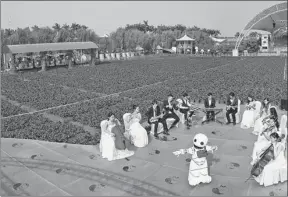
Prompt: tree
<box><xmin>52</xmin><ymin>23</ymin><xmax>61</xmax><ymax>32</ymax></box>
<box><xmin>249</xmin><ymin>31</ymin><xmax>258</xmax><ymax>38</ymax></box>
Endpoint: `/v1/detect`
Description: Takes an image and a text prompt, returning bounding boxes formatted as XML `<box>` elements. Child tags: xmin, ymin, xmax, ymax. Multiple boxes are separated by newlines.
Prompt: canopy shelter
<box><xmin>176</xmin><ymin>34</ymin><xmax>195</xmax><ymax>54</ymax></box>
<box><xmin>235</xmin><ymin>2</ymin><xmax>287</xmax><ymax>50</ymax></box>
<box><xmin>2</xmin><ymin>42</ymin><xmax>99</xmax><ymax>73</ymax></box>
<box><xmin>135</xmin><ymin>45</ymin><xmax>144</xmax><ymax>51</ymax></box>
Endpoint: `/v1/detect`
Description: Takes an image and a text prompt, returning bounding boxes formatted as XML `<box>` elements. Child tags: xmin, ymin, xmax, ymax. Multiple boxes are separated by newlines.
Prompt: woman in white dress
<box><xmin>100</xmin><ymin>112</ymin><xmax>134</xmax><ymax>161</ymax></box>
<box><xmin>241</xmin><ymin>95</ymin><xmax>256</xmax><ymax>129</ymax></box>
<box><xmin>254</xmin><ymin>132</ymin><xmax>287</xmax><ymax>187</ymax></box>
<box><xmin>251</xmin><ymin>107</ymin><xmax>279</xmax><ymax>164</ymax></box>
<box><xmin>127</xmin><ymin>105</ymin><xmax>149</xmax><ymax>148</ymax></box>
<box><xmin>253</xmin><ymin>98</ymin><xmax>271</xmax><ymax>135</ymax></box>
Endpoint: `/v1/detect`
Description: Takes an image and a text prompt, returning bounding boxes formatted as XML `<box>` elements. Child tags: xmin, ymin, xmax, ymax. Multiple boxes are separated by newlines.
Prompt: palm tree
<box><xmin>52</xmin><ymin>23</ymin><xmax>61</xmax><ymax>32</ymax></box>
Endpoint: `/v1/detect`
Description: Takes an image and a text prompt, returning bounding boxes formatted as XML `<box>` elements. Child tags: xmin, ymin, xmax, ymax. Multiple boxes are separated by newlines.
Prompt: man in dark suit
<box><xmin>226</xmin><ymin>92</ymin><xmax>238</xmax><ymax>125</ymax></box>
<box><xmin>179</xmin><ymin>92</ymin><xmax>194</xmax><ymax>128</ymax></box>
<box><xmin>203</xmin><ymin>92</ymin><xmax>216</xmax><ymax>122</ymax></box>
<box><xmin>162</xmin><ymin>94</ymin><xmax>180</xmax><ymax>134</ymax></box>
<box><xmin>146</xmin><ymin>99</ymin><xmax>168</xmax><ymax>138</ymax></box>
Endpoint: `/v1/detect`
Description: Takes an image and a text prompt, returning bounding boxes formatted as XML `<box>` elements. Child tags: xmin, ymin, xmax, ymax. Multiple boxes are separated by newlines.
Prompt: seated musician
<box><xmin>162</xmin><ymin>94</ymin><xmax>180</xmax><ymax>135</ymax></box>
<box><xmin>226</xmin><ymin>92</ymin><xmax>238</xmax><ymax>125</ymax></box>
<box><xmin>178</xmin><ymin>93</ymin><xmax>194</xmax><ymax>128</ymax></box>
<box><xmin>203</xmin><ymin>93</ymin><xmax>216</xmax><ymax>122</ymax></box>
<box><xmin>251</xmin><ymin>107</ymin><xmax>280</xmax><ymax>164</ymax></box>
<box><xmin>146</xmin><ymin>99</ymin><xmax>167</xmax><ymax>138</ymax></box>
<box><xmin>253</xmin><ymin>132</ymin><xmax>287</xmax><ymax>187</ymax></box>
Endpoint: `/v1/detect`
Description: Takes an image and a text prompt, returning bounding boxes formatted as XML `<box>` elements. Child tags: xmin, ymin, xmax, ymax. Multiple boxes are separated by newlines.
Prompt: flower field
<box><xmin>1</xmin><ymin>56</ymin><xmax>287</xmax><ymax>145</ymax></box>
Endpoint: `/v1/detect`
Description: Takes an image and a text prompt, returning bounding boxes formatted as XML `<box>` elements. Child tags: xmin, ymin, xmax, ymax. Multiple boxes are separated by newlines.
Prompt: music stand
<box><xmin>201</xmin><ymin>108</ymin><xmax>224</xmax><ymax>125</ymax></box>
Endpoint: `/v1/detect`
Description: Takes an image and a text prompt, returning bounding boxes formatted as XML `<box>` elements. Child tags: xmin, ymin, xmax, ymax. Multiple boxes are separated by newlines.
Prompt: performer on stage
<box><xmin>241</xmin><ymin>94</ymin><xmax>256</xmax><ymax>129</ymax></box>
<box><xmin>126</xmin><ymin>105</ymin><xmax>149</xmax><ymax>148</ymax></box>
<box><xmin>251</xmin><ymin>107</ymin><xmax>280</xmax><ymax>165</ymax></box>
<box><xmin>253</xmin><ymin>98</ymin><xmax>271</xmax><ymax>135</ymax></box>
<box><xmin>162</xmin><ymin>94</ymin><xmax>180</xmax><ymax>134</ymax></box>
<box><xmin>253</xmin><ymin>132</ymin><xmax>287</xmax><ymax>187</ymax></box>
<box><xmin>203</xmin><ymin>93</ymin><xmax>216</xmax><ymax>123</ymax></box>
<box><xmin>173</xmin><ymin>133</ymin><xmax>218</xmax><ymax>186</ymax></box>
<box><xmin>106</xmin><ymin>112</ymin><xmax>133</xmax><ymax>151</ymax></box>
<box><xmin>178</xmin><ymin>93</ymin><xmax>194</xmax><ymax>128</ymax></box>
<box><xmin>146</xmin><ymin>99</ymin><xmax>167</xmax><ymax>138</ymax></box>
<box><xmin>226</xmin><ymin>92</ymin><xmax>238</xmax><ymax>125</ymax></box>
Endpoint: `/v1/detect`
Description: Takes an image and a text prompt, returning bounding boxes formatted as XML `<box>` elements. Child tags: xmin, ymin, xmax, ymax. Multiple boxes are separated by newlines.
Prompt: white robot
<box><xmin>173</xmin><ymin>133</ymin><xmax>218</xmax><ymax>186</ymax></box>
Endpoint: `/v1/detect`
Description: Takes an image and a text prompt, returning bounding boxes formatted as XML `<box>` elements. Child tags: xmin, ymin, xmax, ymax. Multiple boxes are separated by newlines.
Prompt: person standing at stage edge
<box><xmin>226</xmin><ymin>92</ymin><xmax>238</xmax><ymax>125</ymax></box>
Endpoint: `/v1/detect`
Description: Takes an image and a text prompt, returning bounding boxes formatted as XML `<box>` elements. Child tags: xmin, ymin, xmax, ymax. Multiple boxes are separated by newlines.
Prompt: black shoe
<box><xmin>226</xmin><ymin>122</ymin><xmax>231</xmax><ymax>125</ymax></box>
<box><xmin>163</xmin><ymin>131</ymin><xmax>170</xmax><ymax>135</ymax></box>
<box><xmin>233</xmin><ymin>122</ymin><xmax>236</xmax><ymax>126</ymax></box>
<box><xmin>154</xmin><ymin>134</ymin><xmax>159</xmax><ymax>138</ymax></box>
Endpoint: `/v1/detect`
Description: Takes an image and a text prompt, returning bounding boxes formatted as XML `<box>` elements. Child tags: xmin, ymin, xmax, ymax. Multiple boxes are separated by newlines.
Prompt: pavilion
<box><xmin>176</xmin><ymin>34</ymin><xmax>195</xmax><ymax>54</ymax></box>
<box><xmin>2</xmin><ymin>42</ymin><xmax>99</xmax><ymax>73</ymax></box>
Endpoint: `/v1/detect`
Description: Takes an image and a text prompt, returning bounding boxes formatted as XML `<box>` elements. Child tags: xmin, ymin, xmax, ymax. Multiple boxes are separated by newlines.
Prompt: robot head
<box><xmin>193</xmin><ymin>133</ymin><xmax>208</xmax><ymax>149</ymax></box>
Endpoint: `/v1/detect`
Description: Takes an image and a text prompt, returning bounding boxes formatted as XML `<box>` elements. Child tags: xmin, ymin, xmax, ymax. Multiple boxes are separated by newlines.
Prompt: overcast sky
<box><xmin>1</xmin><ymin>1</ymin><xmax>285</xmax><ymax>37</ymax></box>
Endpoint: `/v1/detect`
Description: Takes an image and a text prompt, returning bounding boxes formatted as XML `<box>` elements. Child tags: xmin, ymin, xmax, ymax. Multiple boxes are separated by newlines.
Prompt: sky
<box><xmin>1</xmin><ymin>1</ymin><xmax>285</xmax><ymax>37</ymax></box>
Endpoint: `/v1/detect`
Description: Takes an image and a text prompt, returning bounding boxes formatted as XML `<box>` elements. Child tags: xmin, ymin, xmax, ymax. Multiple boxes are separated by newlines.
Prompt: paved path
<box><xmin>1</xmin><ymin>119</ymin><xmax>287</xmax><ymax>196</ymax></box>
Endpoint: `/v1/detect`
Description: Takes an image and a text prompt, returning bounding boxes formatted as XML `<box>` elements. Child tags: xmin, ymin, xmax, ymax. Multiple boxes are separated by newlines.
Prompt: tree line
<box><xmin>1</xmin><ymin>21</ymin><xmax>262</xmax><ymax>56</ymax></box>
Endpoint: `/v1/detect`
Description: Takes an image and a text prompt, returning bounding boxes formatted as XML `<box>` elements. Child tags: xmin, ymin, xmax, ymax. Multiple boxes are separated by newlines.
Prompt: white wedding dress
<box><xmin>99</xmin><ymin>120</ymin><xmax>134</xmax><ymax>161</ymax></box>
<box><xmin>251</xmin><ymin>119</ymin><xmax>278</xmax><ymax>163</ymax></box>
<box><xmin>124</xmin><ymin>113</ymin><xmax>148</xmax><ymax>148</ymax></box>
<box><xmin>241</xmin><ymin>102</ymin><xmax>256</xmax><ymax>129</ymax></box>
<box><xmin>254</xmin><ymin>141</ymin><xmax>287</xmax><ymax>187</ymax></box>
<box><xmin>253</xmin><ymin>111</ymin><xmax>270</xmax><ymax>135</ymax></box>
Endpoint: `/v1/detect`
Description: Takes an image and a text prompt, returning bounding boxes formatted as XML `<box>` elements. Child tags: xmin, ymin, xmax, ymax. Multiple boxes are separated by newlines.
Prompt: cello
<box><xmin>245</xmin><ymin>134</ymin><xmax>285</xmax><ymax>182</ymax></box>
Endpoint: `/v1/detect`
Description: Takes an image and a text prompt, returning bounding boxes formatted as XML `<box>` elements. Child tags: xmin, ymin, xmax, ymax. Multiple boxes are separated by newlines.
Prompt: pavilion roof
<box><xmin>3</xmin><ymin>42</ymin><xmax>98</xmax><ymax>54</ymax></box>
<box><xmin>136</xmin><ymin>45</ymin><xmax>144</xmax><ymax>51</ymax></box>
<box><xmin>156</xmin><ymin>45</ymin><xmax>163</xmax><ymax>50</ymax></box>
<box><xmin>176</xmin><ymin>34</ymin><xmax>195</xmax><ymax>41</ymax></box>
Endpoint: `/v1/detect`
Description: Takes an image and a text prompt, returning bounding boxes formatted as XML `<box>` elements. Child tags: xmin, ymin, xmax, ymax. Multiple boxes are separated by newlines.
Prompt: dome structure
<box><xmin>235</xmin><ymin>2</ymin><xmax>287</xmax><ymax>49</ymax></box>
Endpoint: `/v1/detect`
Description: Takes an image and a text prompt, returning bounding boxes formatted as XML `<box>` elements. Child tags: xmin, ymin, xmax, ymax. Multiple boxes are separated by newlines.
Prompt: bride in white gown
<box><xmin>125</xmin><ymin>105</ymin><xmax>149</xmax><ymax>148</ymax></box>
<box><xmin>253</xmin><ymin>98</ymin><xmax>271</xmax><ymax>135</ymax></box>
<box><xmin>251</xmin><ymin>107</ymin><xmax>279</xmax><ymax>164</ymax></box>
<box><xmin>241</xmin><ymin>95</ymin><xmax>256</xmax><ymax>129</ymax></box>
<box><xmin>254</xmin><ymin>132</ymin><xmax>287</xmax><ymax>187</ymax></box>
<box><xmin>99</xmin><ymin>112</ymin><xmax>134</xmax><ymax>161</ymax></box>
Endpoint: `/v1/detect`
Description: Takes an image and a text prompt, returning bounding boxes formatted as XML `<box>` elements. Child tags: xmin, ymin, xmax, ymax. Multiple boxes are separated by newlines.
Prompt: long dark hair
<box><xmin>270</xmin><ymin>107</ymin><xmax>279</xmax><ymax>130</ymax></box>
<box><xmin>107</xmin><ymin>112</ymin><xmax>115</xmax><ymax>120</ymax></box>
<box><xmin>247</xmin><ymin>94</ymin><xmax>254</xmax><ymax>104</ymax></box>
<box><xmin>262</xmin><ymin>98</ymin><xmax>270</xmax><ymax>113</ymax></box>
<box><xmin>270</xmin><ymin>132</ymin><xmax>281</xmax><ymax>142</ymax></box>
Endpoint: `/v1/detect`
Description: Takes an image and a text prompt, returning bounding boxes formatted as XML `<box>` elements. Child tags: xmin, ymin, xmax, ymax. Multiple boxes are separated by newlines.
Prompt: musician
<box><xmin>204</xmin><ymin>93</ymin><xmax>216</xmax><ymax>122</ymax></box>
<box><xmin>162</xmin><ymin>94</ymin><xmax>180</xmax><ymax>134</ymax></box>
<box><xmin>146</xmin><ymin>99</ymin><xmax>168</xmax><ymax>138</ymax></box>
<box><xmin>226</xmin><ymin>92</ymin><xmax>238</xmax><ymax>125</ymax></box>
<box><xmin>251</xmin><ymin>106</ymin><xmax>280</xmax><ymax>164</ymax></box>
<box><xmin>253</xmin><ymin>132</ymin><xmax>287</xmax><ymax>187</ymax></box>
<box><xmin>178</xmin><ymin>93</ymin><xmax>194</xmax><ymax>127</ymax></box>
<box><xmin>253</xmin><ymin>98</ymin><xmax>271</xmax><ymax>135</ymax></box>
<box><xmin>241</xmin><ymin>94</ymin><xmax>256</xmax><ymax>129</ymax></box>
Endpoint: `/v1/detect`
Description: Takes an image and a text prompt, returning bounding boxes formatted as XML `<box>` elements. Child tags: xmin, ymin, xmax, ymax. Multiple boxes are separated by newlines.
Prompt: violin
<box><xmin>260</xmin><ymin>117</ymin><xmax>277</xmax><ymax>136</ymax></box>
